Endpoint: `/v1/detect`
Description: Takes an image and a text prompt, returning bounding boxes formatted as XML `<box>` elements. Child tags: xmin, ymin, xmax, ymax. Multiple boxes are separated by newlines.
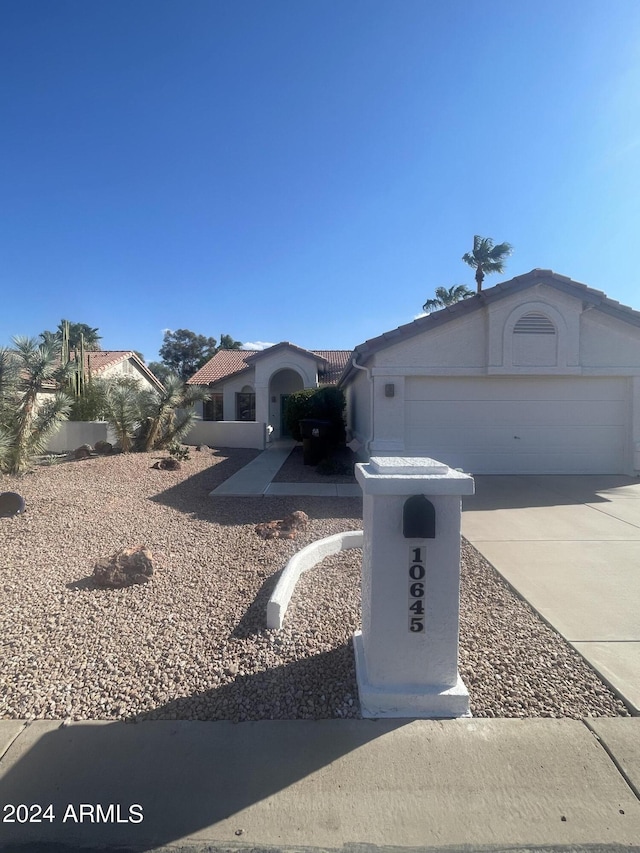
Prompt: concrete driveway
<box><xmin>462</xmin><ymin>474</ymin><xmax>640</xmax><ymax>715</ymax></box>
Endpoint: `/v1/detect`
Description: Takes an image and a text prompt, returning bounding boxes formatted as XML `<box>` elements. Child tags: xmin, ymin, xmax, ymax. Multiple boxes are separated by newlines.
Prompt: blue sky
<box><xmin>2</xmin><ymin>1</ymin><xmax>640</xmax><ymax>362</ymax></box>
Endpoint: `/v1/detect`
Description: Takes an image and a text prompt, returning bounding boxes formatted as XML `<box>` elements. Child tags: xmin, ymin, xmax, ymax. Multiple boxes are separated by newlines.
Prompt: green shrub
<box><xmin>283</xmin><ymin>386</ymin><xmax>346</xmax><ymax>445</ymax></box>
<box><xmin>283</xmin><ymin>389</ymin><xmax>316</xmax><ymax>441</ymax></box>
<box><xmin>168</xmin><ymin>441</ymin><xmax>190</xmax><ymax>462</ymax></box>
<box><xmin>68</xmin><ymin>380</ymin><xmax>108</xmax><ymax>421</ymax></box>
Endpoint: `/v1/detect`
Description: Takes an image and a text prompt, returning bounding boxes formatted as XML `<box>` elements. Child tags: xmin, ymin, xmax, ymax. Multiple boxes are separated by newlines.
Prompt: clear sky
<box><xmin>2</xmin><ymin>0</ymin><xmax>640</xmax><ymax>362</ymax></box>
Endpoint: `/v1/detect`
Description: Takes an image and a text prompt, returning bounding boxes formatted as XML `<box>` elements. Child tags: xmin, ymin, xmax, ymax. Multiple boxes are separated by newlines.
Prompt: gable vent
<box><xmin>513</xmin><ymin>312</ymin><xmax>556</xmax><ymax>335</ymax></box>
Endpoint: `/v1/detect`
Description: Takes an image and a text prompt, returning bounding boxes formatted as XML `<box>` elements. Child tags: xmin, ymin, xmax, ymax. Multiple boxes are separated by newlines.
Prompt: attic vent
<box><xmin>513</xmin><ymin>312</ymin><xmax>556</xmax><ymax>335</ymax></box>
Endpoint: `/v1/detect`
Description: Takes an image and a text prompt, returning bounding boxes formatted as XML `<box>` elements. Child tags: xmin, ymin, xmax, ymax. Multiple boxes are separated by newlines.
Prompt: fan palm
<box><xmin>423</xmin><ymin>285</ymin><xmax>474</xmax><ymax>313</ymax></box>
<box><xmin>462</xmin><ymin>235</ymin><xmax>513</xmax><ymax>293</ymax></box>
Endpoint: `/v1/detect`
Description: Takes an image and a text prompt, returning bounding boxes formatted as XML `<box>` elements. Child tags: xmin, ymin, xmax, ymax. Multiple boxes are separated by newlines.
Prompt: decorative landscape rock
<box><xmin>92</xmin><ymin>545</ymin><xmax>159</xmax><ymax>588</ymax></box>
<box><xmin>94</xmin><ymin>441</ymin><xmax>113</xmax><ymax>455</ymax></box>
<box><xmin>73</xmin><ymin>445</ymin><xmax>93</xmax><ymax>460</ymax></box>
<box><xmin>255</xmin><ymin>510</ymin><xmax>309</xmax><ymax>540</ymax></box>
<box><xmin>152</xmin><ymin>458</ymin><xmax>181</xmax><ymax>470</ymax></box>
<box><xmin>0</xmin><ymin>492</ymin><xmax>25</xmax><ymax>517</ymax></box>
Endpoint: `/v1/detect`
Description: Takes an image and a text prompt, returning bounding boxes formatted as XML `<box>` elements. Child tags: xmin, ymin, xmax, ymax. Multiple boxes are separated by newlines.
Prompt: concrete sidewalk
<box><xmin>209</xmin><ymin>440</ymin><xmax>361</xmax><ymax>497</ymax></box>
<box><xmin>209</xmin><ymin>441</ymin><xmax>296</xmax><ymax>497</ymax></box>
<box><xmin>462</xmin><ymin>474</ymin><xmax>640</xmax><ymax>715</ymax></box>
<box><xmin>1</xmin><ymin>717</ymin><xmax>640</xmax><ymax>852</ymax></box>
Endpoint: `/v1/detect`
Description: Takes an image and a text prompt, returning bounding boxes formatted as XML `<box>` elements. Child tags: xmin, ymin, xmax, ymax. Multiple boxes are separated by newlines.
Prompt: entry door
<box><xmin>280</xmin><ymin>395</ymin><xmax>291</xmax><ymax>438</ymax></box>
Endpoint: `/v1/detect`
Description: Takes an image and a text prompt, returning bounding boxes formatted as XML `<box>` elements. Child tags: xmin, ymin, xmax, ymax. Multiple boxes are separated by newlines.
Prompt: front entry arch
<box><xmin>269</xmin><ymin>369</ymin><xmax>305</xmax><ymax>438</ymax></box>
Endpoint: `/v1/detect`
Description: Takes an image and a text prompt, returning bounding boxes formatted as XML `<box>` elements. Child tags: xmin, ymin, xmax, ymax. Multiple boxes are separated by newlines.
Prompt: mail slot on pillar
<box><xmin>403</xmin><ymin>494</ymin><xmax>436</xmax><ymax>539</ymax></box>
<box><xmin>354</xmin><ymin>456</ymin><xmax>475</xmax><ymax>718</ymax></box>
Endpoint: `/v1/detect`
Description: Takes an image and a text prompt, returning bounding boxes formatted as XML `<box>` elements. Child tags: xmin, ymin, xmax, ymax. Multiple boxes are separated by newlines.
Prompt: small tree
<box><xmin>0</xmin><ymin>337</ymin><xmax>73</xmax><ymax>474</ymax></box>
<box><xmin>147</xmin><ymin>361</ymin><xmax>173</xmax><ymax>386</ymax></box>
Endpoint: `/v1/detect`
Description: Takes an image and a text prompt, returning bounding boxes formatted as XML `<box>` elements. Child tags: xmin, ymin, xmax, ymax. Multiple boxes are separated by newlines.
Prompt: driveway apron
<box><xmin>462</xmin><ymin>474</ymin><xmax>640</xmax><ymax>714</ymax></box>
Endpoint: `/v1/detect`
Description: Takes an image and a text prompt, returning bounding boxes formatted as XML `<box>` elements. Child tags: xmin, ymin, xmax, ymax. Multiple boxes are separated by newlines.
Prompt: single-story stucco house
<box><xmin>71</xmin><ymin>350</ymin><xmax>165</xmax><ymax>392</ymax></box>
<box><xmin>339</xmin><ymin>269</ymin><xmax>640</xmax><ymax>475</ymax></box>
<box><xmin>44</xmin><ymin>351</ymin><xmax>165</xmax><ymax>452</ymax></box>
<box><xmin>187</xmin><ymin>343</ymin><xmax>351</xmax><ymax>448</ymax></box>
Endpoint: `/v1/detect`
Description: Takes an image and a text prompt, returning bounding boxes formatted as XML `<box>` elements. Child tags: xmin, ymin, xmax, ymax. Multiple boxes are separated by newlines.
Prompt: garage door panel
<box><xmin>406</xmin><ymin>399</ymin><xmax>626</xmax><ymax>429</ymax></box>
<box><xmin>406</xmin><ymin>425</ymin><xmax>625</xmax><ymax>454</ymax></box>
<box><xmin>403</xmin><ymin>377</ymin><xmax>627</xmax><ymax>474</ymax></box>
<box><xmin>405</xmin><ymin>376</ymin><xmax>627</xmax><ymax>402</ymax></box>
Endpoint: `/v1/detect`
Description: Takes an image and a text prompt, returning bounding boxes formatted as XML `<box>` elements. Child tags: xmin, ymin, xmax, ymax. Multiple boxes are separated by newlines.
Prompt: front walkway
<box><xmin>209</xmin><ymin>440</ymin><xmax>361</xmax><ymax>497</ymax></box>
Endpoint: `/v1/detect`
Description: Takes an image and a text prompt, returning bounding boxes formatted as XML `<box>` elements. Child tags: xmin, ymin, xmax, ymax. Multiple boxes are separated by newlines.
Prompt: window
<box><xmin>236</xmin><ymin>392</ymin><xmax>255</xmax><ymax>421</ymax></box>
<box><xmin>203</xmin><ymin>393</ymin><xmax>223</xmax><ymax>421</ymax></box>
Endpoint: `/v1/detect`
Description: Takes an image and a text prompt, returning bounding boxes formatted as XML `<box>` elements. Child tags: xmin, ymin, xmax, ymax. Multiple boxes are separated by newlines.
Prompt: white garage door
<box><xmin>404</xmin><ymin>376</ymin><xmax>628</xmax><ymax>474</ymax></box>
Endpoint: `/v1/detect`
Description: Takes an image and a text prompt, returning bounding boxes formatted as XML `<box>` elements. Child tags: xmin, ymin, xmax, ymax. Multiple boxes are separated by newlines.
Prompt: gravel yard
<box><xmin>0</xmin><ymin>448</ymin><xmax>629</xmax><ymax>722</ymax></box>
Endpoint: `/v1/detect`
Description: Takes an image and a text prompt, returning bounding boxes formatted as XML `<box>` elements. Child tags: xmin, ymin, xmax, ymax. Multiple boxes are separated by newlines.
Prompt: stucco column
<box><xmin>254</xmin><ymin>385</ymin><xmax>268</xmax><ymax>428</ymax></box>
<box><xmin>354</xmin><ymin>456</ymin><xmax>475</xmax><ymax>718</ymax></box>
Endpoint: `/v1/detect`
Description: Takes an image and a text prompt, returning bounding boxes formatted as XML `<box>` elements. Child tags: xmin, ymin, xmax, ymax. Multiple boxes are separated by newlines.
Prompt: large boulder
<box><xmin>255</xmin><ymin>510</ymin><xmax>309</xmax><ymax>540</ymax></box>
<box><xmin>92</xmin><ymin>545</ymin><xmax>159</xmax><ymax>588</ymax></box>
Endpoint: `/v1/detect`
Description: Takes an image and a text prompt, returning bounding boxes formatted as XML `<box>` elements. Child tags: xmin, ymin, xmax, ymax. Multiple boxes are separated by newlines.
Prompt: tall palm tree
<box><xmin>0</xmin><ymin>337</ymin><xmax>73</xmax><ymax>474</ymax></box>
<box><xmin>462</xmin><ymin>235</ymin><xmax>513</xmax><ymax>293</ymax></box>
<box><xmin>423</xmin><ymin>285</ymin><xmax>474</xmax><ymax>313</ymax></box>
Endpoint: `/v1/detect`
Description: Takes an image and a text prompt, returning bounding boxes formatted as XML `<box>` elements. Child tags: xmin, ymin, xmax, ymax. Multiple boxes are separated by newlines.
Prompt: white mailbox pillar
<box><xmin>354</xmin><ymin>456</ymin><xmax>475</xmax><ymax>718</ymax></box>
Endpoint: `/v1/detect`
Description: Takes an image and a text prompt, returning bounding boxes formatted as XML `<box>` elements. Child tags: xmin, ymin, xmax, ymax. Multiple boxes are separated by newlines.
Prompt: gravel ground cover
<box><xmin>0</xmin><ymin>449</ymin><xmax>629</xmax><ymax>722</ymax></box>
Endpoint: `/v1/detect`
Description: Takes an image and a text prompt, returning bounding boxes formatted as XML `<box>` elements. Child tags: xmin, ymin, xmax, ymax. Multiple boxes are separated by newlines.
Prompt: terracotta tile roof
<box><xmin>314</xmin><ymin>350</ymin><xmax>352</xmax><ymax>384</ymax></box>
<box><xmin>40</xmin><ymin>351</ymin><xmax>164</xmax><ymax>391</ymax></box>
<box><xmin>188</xmin><ymin>345</ymin><xmax>353</xmax><ymax>387</ymax></box>
<box><xmin>70</xmin><ymin>350</ymin><xmax>136</xmax><ymax>374</ymax></box>
<box><xmin>187</xmin><ymin>350</ymin><xmax>254</xmax><ymax>385</ymax></box>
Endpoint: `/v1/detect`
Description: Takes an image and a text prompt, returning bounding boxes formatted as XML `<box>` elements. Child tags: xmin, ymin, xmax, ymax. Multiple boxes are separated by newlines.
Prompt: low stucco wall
<box><xmin>46</xmin><ymin>421</ymin><xmax>114</xmax><ymax>453</ymax></box>
<box><xmin>185</xmin><ymin>420</ymin><xmax>266</xmax><ymax>450</ymax></box>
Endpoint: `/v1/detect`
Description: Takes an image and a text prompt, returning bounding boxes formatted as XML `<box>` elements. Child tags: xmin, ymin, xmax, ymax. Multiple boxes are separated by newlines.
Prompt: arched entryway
<box><xmin>269</xmin><ymin>369</ymin><xmax>305</xmax><ymax>438</ymax></box>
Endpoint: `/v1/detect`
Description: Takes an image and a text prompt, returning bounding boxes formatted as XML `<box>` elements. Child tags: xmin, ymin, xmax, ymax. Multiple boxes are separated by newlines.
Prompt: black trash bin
<box><xmin>299</xmin><ymin>418</ymin><xmax>332</xmax><ymax>465</ymax></box>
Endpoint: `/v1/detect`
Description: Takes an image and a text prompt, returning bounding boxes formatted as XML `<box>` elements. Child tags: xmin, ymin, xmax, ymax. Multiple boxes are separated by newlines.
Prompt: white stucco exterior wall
<box><xmin>346</xmin><ymin>282</ymin><xmax>640</xmax><ymax>474</ymax></box>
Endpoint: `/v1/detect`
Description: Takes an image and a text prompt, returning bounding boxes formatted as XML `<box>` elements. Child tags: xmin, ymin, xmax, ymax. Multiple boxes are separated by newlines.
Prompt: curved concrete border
<box><xmin>267</xmin><ymin>530</ymin><xmax>363</xmax><ymax>630</ymax></box>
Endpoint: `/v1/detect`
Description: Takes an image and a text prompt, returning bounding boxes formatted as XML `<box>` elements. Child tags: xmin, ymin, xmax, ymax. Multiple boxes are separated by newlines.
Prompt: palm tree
<box><xmin>0</xmin><ymin>337</ymin><xmax>73</xmax><ymax>474</ymax></box>
<box><xmin>462</xmin><ymin>235</ymin><xmax>513</xmax><ymax>293</ymax></box>
<box><xmin>40</xmin><ymin>320</ymin><xmax>102</xmax><ymax>351</ymax></box>
<box><xmin>423</xmin><ymin>285</ymin><xmax>474</xmax><ymax>313</ymax></box>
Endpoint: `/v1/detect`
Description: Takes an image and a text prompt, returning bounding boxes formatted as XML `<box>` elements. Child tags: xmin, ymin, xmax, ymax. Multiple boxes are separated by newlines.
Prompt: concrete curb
<box><xmin>266</xmin><ymin>530</ymin><xmax>363</xmax><ymax>629</ymax></box>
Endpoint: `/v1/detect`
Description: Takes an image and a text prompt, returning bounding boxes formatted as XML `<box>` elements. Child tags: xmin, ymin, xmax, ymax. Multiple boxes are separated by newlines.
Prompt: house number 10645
<box><xmin>408</xmin><ymin>546</ymin><xmax>426</xmax><ymax>632</ymax></box>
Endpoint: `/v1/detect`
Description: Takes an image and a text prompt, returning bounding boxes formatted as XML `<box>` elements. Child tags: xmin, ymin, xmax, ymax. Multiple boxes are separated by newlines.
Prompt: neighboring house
<box><xmin>72</xmin><ymin>350</ymin><xmax>165</xmax><ymax>392</ymax></box>
<box><xmin>42</xmin><ymin>351</ymin><xmax>165</xmax><ymax>453</ymax></box>
<box><xmin>42</xmin><ymin>350</ymin><xmax>165</xmax><ymax>395</ymax></box>
<box><xmin>339</xmin><ymin>269</ymin><xmax>640</xmax><ymax>475</ymax></box>
<box><xmin>187</xmin><ymin>343</ymin><xmax>351</xmax><ymax>445</ymax></box>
